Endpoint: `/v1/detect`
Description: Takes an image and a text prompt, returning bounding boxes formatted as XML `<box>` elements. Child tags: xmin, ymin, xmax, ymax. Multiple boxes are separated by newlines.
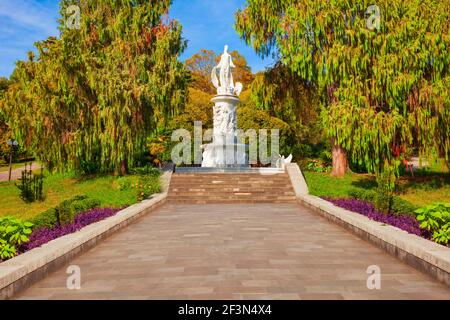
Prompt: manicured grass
<box><xmin>0</xmin><ymin>171</ymin><xmax>160</xmax><ymax>221</ymax></box>
<box><xmin>304</xmin><ymin>170</ymin><xmax>449</xmax><ymax>208</ymax></box>
<box><xmin>396</xmin><ymin>160</ymin><xmax>449</xmax><ymax>206</ymax></box>
<box><xmin>303</xmin><ymin>171</ymin><xmax>376</xmax><ymax>199</ymax></box>
<box><xmin>399</xmin><ymin>187</ymin><xmax>450</xmax><ymax>207</ymax></box>
<box><xmin>397</xmin><ymin>175</ymin><xmax>450</xmax><ymax>207</ymax></box>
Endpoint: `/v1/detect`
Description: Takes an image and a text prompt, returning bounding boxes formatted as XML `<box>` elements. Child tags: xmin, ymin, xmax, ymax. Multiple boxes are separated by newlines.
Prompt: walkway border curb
<box><xmin>285</xmin><ymin>163</ymin><xmax>309</xmax><ymax>196</ymax></box>
<box><xmin>0</xmin><ymin>193</ymin><xmax>167</xmax><ymax>299</ymax></box>
<box><xmin>285</xmin><ymin>164</ymin><xmax>450</xmax><ymax>287</ymax></box>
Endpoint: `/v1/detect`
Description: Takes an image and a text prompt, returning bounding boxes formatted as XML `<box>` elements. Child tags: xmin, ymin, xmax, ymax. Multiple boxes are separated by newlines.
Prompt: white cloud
<box><xmin>0</xmin><ymin>0</ymin><xmax>60</xmax><ymax>77</ymax></box>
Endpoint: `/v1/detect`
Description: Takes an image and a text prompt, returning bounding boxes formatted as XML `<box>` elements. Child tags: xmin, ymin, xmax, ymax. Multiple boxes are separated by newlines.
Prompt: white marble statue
<box><xmin>202</xmin><ymin>45</ymin><xmax>247</xmax><ymax>167</ymax></box>
<box><xmin>211</xmin><ymin>45</ymin><xmax>243</xmax><ymax>96</ymax></box>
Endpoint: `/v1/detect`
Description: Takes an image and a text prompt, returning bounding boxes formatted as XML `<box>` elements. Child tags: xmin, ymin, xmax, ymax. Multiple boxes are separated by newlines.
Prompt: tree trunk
<box><xmin>331</xmin><ymin>143</ymin><xmax>348</xmax><ymax>177</ymax></box>
<box><xmin>120</xmin><ymin>159</ymin><xmax>128</xmax><ymax>176</ymax></box>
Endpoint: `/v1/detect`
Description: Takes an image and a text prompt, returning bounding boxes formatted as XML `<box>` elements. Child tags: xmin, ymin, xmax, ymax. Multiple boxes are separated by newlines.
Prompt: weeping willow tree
<box><xmin>1</xmin><ymin>0</ymin><xmax>188</xmax><ymax>174</ymax></box>
<box><xmin>0</xmin><ymin>77</ymin><xmax>12</xmax><ymax>160</ymax></box>
<box><xmin>249</xmin><ymin>63</ymin><xmax>321</xmax><ymax>155</ymax></box>
<box><xmin>236</xmin><ymin>0</ymin><xmax>449</xmax><ymax>177</ymax></box>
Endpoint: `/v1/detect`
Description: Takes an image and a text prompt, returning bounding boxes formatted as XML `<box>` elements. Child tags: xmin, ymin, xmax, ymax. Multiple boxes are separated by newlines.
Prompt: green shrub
<box><xmin>16</xmin><ymin>165</ymin><xmax>45</xmax><ymax>203</ymax></box>
<box><xmin>56</xmin><ymin>195</ymin><xmax>100</xmax><ymax>226</ymax></box>
<box><xmin>375</xmin><ymin>168</ymin><xmax>396</xmax><ymax>213</ymax></box>
<box><xmin>349</xmin><ymin>187</ymin><xmax>416</xmax><ymax>216</ymax></box>
<box><xmin>291</xmin><ymin>144</ymin><xmax>313</xmax><ymax>159</ymax></box>
<box><xmin>132</xmin><ymin>175</ymin><xmax>161</xmax><ymax>202</ymax></box>
<box><xmin>72</xmin><ymin>195</ymin><xmax>89</xmax><ymax>202</ymax></box>
<box><xmin>115</xmin><ymin>173</ymin><xmax>161</xmax><ymax>201</ymax></box>
<box><xmin>432</xmin><ymin>224</ymin><xmax>450</xmax><ymax>245</ymax></box>
<box><xmin>375</xmin><ymin>190</ymin><xmax>393</xmax><ymax>213</ymax></box>
<box><xmin>306</xmin><ymin>159</ymin><xmax>332</xmax><ymax>173</ymax></box>
<box><xmin>415</xmin><ymin>202</ymin><xmax>450</xmax><ymax>245</ymax></box>
<box><xmin>348</xmin><ymin>188</ymin><xmax>376</xmax><ymax>202</ymax></box>
<box><xmin>56</xmin><ymin>199</ymin><xmax>75</xmax><ymax>226</ymax></box>
<box><xmin>391</xmin><ymin>197</ymin><xmax>419</xmax><ymax>216</ymax></box>
<box><xmin>129</xmin><ymin>166</ymin><xmax>160</xmax><ymax>176</ymax></box>
<box><xmin>31</xmin><ymin>208</ymin><xmax>58</xmax><ymax>229</ymax></box>
<box><xmin>349</xmin><ymin>160</ymin><xmax>369</xmax><ymax>174</ymax></box>
<box><xmin>115</xmin><ymin>176</ymin><xmax>133</xmax><ymax>191</ymax></box>
<box><xmin>0</xmin><ymin>217</ymin><xmax>33</xmax><ymax>260</ymax></box>
<box><xmin>79</xmin><ymin>160</ymin><xmax>101</xmax><ymax>175</ymax></box>
<box><xmin>71</xmin><ymin>198</ymin><xmax>101</xmax><ymax>213</ymax></box>
<box><xmin>30</xmin><ymin>195</ymin><xmax>100</xmax><ymax>229</ymax></box>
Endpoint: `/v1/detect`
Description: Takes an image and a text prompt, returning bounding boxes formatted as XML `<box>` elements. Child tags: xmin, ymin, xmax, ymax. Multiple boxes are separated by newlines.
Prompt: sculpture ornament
<box><xmin>202</xmin><ymin>44</ymin><xmax>247</xmax><ymax>167</ymax></box>
<box><xmin>211</xmin><ymin>45</ymin><xmax>243</xmax><ymax>97</ymax></box>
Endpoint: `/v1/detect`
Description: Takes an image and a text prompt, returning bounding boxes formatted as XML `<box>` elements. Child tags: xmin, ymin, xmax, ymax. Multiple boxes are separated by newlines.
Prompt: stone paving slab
<box><xmin>297</xmin><ymin>195</ymin><xmax>450</xmax><ymax>285</ymax></box>
<box><xmin>0</xmin><ymin>193</ymin><xmax>167</xmax><ymax>299</ymax></box>
<box><xmin>14</xmin><ymin>203</ymin><xmax>450</xmax><ymax>300</ymax></box>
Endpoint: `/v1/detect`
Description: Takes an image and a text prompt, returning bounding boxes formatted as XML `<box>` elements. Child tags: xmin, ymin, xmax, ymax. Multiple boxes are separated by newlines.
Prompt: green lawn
<box><xmin>304</xmin><ymin>168</ymin><xmax>449</xmax><ymax>208</ymax></box>
<box><xmin>304</xmin><ymin>171</ymin><xmax>375</xmax><ymax>198</ymax></box>
<box><xmin>0</xmin><ymin>171</ymin><xmax>160</xmax><ymax>221</ymax></box>
<box><xmin>397</xmin><ymin>174</ymin><xmax>450</xmax><ymax>207</ymax></box>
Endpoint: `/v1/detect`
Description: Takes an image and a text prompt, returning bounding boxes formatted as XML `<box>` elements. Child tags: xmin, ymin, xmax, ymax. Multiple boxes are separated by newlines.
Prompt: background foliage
<box><xmin>236</xmin><ymin>0</ymin><xmax>450</xmax><ymax>176</ymax></box>
<box><xmin>1</xmin><ymin>0</ymin><xmax>189</xmax><ymax>174</ymax></box>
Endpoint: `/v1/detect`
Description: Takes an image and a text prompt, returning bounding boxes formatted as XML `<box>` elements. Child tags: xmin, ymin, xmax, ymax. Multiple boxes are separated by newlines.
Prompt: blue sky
<box><xmin>0</xmin><ymin>0</ymin><xmax>275</xmax><ymax>78</ymax></box>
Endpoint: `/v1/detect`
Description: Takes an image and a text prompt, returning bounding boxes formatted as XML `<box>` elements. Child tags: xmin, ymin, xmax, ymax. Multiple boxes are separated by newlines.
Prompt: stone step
<box><xmin>169</xmin><ymin>179</ymin><xmax>291</xmax><ymax>183</ymax></box>
<box><xmin>169</xmin><ymin>190</ymin><xmax>295</xmax><ymax>195</ymax></box>
<box><xmin>170</xmin><ymin>185</ymin><xmax>290</xmax><ymax>189</ymax></box>
<box><xmin>172</xmin><ymin>173</ymin><xmax>288</xmax><ymax>179</ymax></box>
<box><xmin>167</xmin><ymin>195</ymin><xmax>297</xmax><ymax>200</ymax></box>
<box><xmin>169</xmin><ymin>185</ymin><xmax>291</xmax><ymax>190</ymax></box>
<box><xmin>169</xmin><ymin>178</ymin><xmax>289</xmax><ymax>182</ymax></box>
<box><xmin>167</xmin><ymin>198</ymin><xmax>297</xmax><ymax>204</ymax></box>
<box><xmin>170</xmin><ymin>183</ymin><xmax>291</xmax><ymax>190</ymax></box>
<box><xmin>169</xmin><ymin>180</ymin><xmax>291</xmax><ymax>185</ymax></box>
<box><xmin>169</xmin><ymin>195</ymin><xmax>297</xmax><ymax>200</ymax></box>
<box><xmin>170</xmin><ymin>174</ymin><xmax>289</xmax><ymax>179</ymax></box>
<box><xmin>172</xmin><ymin>172</ymin><xmax>286</xmax><ymax>174</ymax></box>
<box><xmin>169</xmin><ymin>181</ymin><xmax>290</xmax><ymax>185</ymax></box>
<box><xmin>168</xmin><ymin>189</ymin><xmax>296</xmax><ymax>195</ymax></box>
<box><xmin>167</xmin><ymin>172</ymin><xmax>296</xmax><ymax>204</ymax></box>
<box><xmin>174</xmin><ymin>167</ymin><xmax>285</xmax><ymax>174</ymax></box>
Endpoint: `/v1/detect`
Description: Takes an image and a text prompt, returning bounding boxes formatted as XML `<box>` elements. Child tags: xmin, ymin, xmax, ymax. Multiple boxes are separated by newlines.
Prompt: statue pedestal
<box><xmin>201</xmin><ymin>143</ymin><xmax>248</xmax><ymax>167</ymax></box>
<box><xmin>201</xmin><ymin>94</ymin><xmax>248</xmax><ymax>167</ymax></box>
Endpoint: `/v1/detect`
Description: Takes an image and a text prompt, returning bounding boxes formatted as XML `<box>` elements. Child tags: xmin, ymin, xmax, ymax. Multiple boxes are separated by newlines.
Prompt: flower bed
<box><xmin>325</xmin><ymin>198</ymin><xmax>431</xmax><ymax>239</ymax></box>
<box><xmin>19</xmin><ymin>208</ymin><xmax>120</xmax><ymax>253</ymax></box>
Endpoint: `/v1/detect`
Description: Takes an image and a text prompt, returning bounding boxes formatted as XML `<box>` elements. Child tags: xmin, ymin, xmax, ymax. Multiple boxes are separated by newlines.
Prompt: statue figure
<box><xmin>211</xmin><ymin>45</ymin><xmax>243</xmax><ymax>96</ymax></box>
<box><xmin>202</xmin><ymin>44</ymin><xmax>247</xmax><ymax>167</ymax></box>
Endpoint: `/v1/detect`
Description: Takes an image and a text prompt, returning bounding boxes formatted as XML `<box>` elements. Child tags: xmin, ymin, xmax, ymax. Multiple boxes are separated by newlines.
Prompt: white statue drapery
<box><xmin>211</xmin><ymin>45</ymin><xmax>243</xmax><ymax>96</ymax></box>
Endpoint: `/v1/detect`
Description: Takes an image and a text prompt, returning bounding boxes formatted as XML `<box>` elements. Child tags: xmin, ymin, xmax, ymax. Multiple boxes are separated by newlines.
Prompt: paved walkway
<box><xmin>0</xmin><ymin>162</ymin><xmax>41</xmax><ymax>182</ymax></box>
<box><xmin>16</xmin><ymin>203</ymin><xmax>450</xmax><ymax>299</ymax></box>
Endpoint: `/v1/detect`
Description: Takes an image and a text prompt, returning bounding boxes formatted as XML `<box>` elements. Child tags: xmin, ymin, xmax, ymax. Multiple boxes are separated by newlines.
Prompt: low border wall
<box><xmin>285</xmin><ymin>163</ymin><xmax>450</xmax><ymax>287</ymax></box>
<box><xmin>0</xmin><ymin>193</ymin><xmax>167</xmax><ymax>300</ymax></box>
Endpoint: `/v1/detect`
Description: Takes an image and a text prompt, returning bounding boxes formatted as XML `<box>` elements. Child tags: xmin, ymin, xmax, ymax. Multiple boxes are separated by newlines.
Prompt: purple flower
<box><xmin>324</xmin><ymin>198</ymin><xmax>431</xmax><ymax>239</ymax></box>
<box><xmin>19</xmin><ymin>208</ymin><xmax>120</xmax><ymax>253</ymax></box>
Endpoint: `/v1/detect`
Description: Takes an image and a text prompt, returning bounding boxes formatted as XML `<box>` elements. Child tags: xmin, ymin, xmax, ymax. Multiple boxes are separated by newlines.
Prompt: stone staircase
<box><xmin>167</xmin><ymin>172</ymin><xmax>297</xmax><ymax>204</ymax></box>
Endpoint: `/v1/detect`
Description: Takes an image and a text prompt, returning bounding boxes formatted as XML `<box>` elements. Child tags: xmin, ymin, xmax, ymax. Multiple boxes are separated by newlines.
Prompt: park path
<box><xmin>0</xmin><ymin>162</ymin><xmax>41</xmax><ymax>182</ymax></box>
<box><xmin>16</xmin><ymin>203</ymin><xmax>450</xmax><ymax>300</ymax></box>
